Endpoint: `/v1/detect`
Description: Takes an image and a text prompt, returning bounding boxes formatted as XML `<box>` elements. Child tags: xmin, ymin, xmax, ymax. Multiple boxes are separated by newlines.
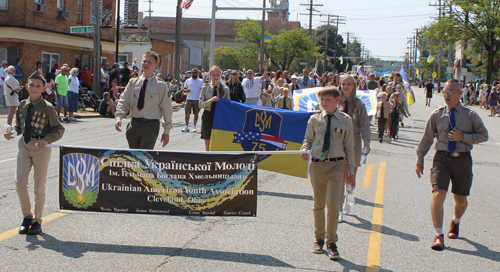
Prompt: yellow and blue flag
<box><xmin>211</xmin><ymin>99</ymin><xmax>313</xmax><ymax>178</ymax></box>
<box><xmin>399</xmin><ymin>68</ymin><xmax>416</xmax><ymax>106</ymax></box>
<box><xmin>427</xmin><ymin>55</ymin><xmax>435</xmax><ymax>63</ymax></box>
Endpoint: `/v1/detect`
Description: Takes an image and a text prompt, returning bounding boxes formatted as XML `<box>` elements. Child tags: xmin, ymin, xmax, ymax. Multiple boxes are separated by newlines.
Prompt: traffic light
<box><xmin>390</xmin><ymin>61</ymin><xmax>394</xmax><ymax>66</ymax></box>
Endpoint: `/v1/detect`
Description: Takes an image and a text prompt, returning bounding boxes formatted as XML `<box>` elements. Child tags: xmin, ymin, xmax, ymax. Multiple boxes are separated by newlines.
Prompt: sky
<box><xmin>136</xmin><ymin>0</ymin><xmax>439</xmax><ymax>61</ymax></box>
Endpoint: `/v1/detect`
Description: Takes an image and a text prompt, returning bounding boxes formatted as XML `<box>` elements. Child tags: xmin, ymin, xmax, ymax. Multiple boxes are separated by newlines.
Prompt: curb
<box><xmin>74</xmin><ymin>104</ymin><xmax>184</xmax><ymax>119</ymax></box>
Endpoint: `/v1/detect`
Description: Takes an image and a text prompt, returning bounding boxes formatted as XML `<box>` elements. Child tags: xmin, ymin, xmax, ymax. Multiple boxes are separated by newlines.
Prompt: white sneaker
<box><xmin>181</xmin><ymin>127</ymin><xmax>189</xmax><ymax>132</ymax></box>
<box><xmin>343</xmin><ymin>202</ymin><xmax>352</xmax><ymax>215</ymax></box>
<box><xmin>338</xmin><ymin>212</ymin><xmax>343</xmax><ymax>223</ymax></box>
<box><xmin>192</xmin><ymin>127</ymin><xmax>197</xmax><ymax>132</ymax></box>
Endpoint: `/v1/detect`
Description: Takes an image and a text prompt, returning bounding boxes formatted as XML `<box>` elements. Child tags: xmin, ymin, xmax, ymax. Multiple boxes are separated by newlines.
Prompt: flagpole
<box><xmin>209</xmin><ymin>0</ymin><xmax>217</xmax><ymax>68</ymax></box>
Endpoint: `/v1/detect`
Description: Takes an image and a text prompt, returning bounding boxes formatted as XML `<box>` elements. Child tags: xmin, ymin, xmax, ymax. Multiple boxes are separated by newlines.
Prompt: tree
<box><xmin>234</xmin><ymin>19</ymin><xmax>317</xmax><ymax>71</ymax></box>
<box><xmin>431</xmin><ymin>0</ymin><xmax>500</xmax><ymax>83</ymax></box>
<box><xmin>315</xmin><ymin>24</ymin><xmax>347</xmax><ymax>72</ymax></box>
<box><xmin>214</xmin><ymin>47</ymin><xmax>240</xmax><ymax>70</ymax></box>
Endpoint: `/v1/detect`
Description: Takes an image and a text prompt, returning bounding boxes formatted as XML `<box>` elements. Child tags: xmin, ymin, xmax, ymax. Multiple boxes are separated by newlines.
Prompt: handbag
<box><xmin>174</xmin><ymin>89</ymin><xmax>187</xmax><ymax>104</ymax></box>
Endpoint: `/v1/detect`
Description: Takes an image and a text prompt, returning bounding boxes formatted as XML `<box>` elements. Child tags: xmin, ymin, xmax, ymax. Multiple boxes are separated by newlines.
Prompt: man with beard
<box><xmin>181</xmin><ymin>68</ymin><xmax>204</xmax><ymax>132</ymax></box>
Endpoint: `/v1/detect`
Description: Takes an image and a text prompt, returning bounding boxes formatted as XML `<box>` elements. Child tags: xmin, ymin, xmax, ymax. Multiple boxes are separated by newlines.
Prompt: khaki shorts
<box><xmin>185</xmin><ymin>100</ymin><xmax>200</xmax><ymax>115</ymax></box>
<box><xmin>431</xmin><ymin>151</ymin><xmax>473</xmax><ymax>196</ymax></box>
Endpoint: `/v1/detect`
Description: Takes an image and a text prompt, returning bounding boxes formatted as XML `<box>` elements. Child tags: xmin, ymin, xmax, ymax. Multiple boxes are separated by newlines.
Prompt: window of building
<box><xmin>83</xmin><ymin>55</ymin><xmax>90</xmax><ymax>68</ymax></box>
<box><xmin>41</xmin><ymin>53</ymin><xmax>60</xmax><ymax>76</ymax></box>
<box><xmin>0</xmin><ymin>0</ymin><xmax>8</xmax><ymax>11</ymax></box>
<box><xmin>118</xmin><ymin>54</ymin><xmax>128</xmax><ymax>64</ymax></box>
<box><xmin>101</xmin><ymin>57</ymin><xmax>107</xmax><ymax>66</ymax></box>
<box><xmin>57</xmin><ymin>0</ymin><xmax>64</xmax><ymax>10</ymax></box>
<box><xmin>157</xmin><ymin>55</ymin><xmax>163</xmax><ymax>73</ymax></box>
<box><xmin>0</xmin><ymin>48</ymin><xmax>7</xmax><ymax>63</ymax></box>
<box><xmin>77</xmin><ymin>0</ymin><xmax>83</xmax><ymax>23</ymax></box>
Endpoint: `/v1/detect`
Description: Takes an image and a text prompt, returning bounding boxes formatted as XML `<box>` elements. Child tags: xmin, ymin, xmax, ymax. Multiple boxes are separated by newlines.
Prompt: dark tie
<box><xmin>343</xmin><ymin>99</ymin><xmax>349</xmax><ymax>114</ymax></box>
<box><xmin>136</xmin><ymin>78</ymin><xmax>148</xmax><ymax>110</ymax></box>
<box><xmin>210</xmin><ymin>86</ymin><xmax>218</xmax><ymax>121</ymax></box>
<box><xmin>24</xmin><ymin>103</ymin><xmax>33</xmax><ymax>144</ymax></box>
<box><xmin>282</xmin><ymin>96</ymin><xmax>287</xmax><ymax>109</ymax></box>
<box><xmin>320</xmin><ymin>114</ymin><xmax>333</xmax><ymax>161</ymax></box>
<box><xmin>448</xmin><ymin>108</ymin><xmax>456</xmax><ymax>152</ymax></box>
<box><xmin>381</xmin><ymin>102</ymin><xmax>384</xmax><ymax>118</ymax></box>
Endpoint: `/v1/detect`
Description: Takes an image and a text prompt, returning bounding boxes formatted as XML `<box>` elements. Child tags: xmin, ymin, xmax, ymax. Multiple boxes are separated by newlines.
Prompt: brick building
<box><xmin>0</xmin><ymin>0</ymin><xmax>121</xmax><ymax>85</ymax></box>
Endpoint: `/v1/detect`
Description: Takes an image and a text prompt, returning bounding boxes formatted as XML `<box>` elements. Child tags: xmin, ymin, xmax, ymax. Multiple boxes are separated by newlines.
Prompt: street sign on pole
<box><xmin>446</xmin><ymin>73</ymin><xmax>453</xmax><ymax>80</ymax></box>
<box><xmin>299</xmin><ymin>62</ymin><xmax>307</xmax><ymax>66</ymax></box>
<box><xmin>461</xmin><ymin>68</ymin><xmax>468</xmax><ymax>74</ymax></box>
<box><xmin>446</xmin><ymin>67</ymin><xmax>452</xmax><ymax>73</ymax></box>
<box><xmin>71</xmin><ymin>26</ymin><xmax>94</xmax><ymax>34</ymax></box>
<box><xmin>432</xmin><ymin>72</ymin><xmax>437</xmax><ymax>78</ymax></box>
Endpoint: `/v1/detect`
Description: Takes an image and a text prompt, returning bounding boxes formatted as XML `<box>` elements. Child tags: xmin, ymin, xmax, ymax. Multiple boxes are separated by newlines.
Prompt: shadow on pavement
<box><xmin>447</xmin><ymin>237</ymin><xmax>500</xmax><ymax>263</ymax></box>
<box><xmin>25</xmin><ymin>233</ymin><xmax>296</xmax><ymax>268</ymax></box>
<box><xmin>355</xmin><ymin>198</ymin><xmax>383</xmax><ymax>208</ymax></box>
<box><xmin>336</xmin><ymin>258</ymin><xmax>394</xmax><ymax>272</ymax></box>
<box><xmin>258</xmin><ymin>191</ymin><xmax>313</xmax><ymax>201</ymax></box>
<box><xmin>343</xmin><ymin>215</ymin><xmax>420</xmax><ymax>242</ymax></box>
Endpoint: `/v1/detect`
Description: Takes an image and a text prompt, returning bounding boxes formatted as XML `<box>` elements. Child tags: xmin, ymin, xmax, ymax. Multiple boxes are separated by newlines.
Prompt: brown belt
<box><xmin>311</xmin><ymin>157</ymin><xmax>344</xmax><ymax>162</ymax></box>
<box><xmin>437</xmin><ymin>150</ymin><xmax>470</xmax><ymax>158</ymax></box>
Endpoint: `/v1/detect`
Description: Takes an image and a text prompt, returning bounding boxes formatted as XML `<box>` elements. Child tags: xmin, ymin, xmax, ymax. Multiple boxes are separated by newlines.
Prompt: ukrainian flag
<box><xmin>427</xmin><ymin>55</ymin><xmax>435</xmax><ymax>63</ymax></box>
<box><xmin>211</xmin><ymin>99</ymin><xmax>313</xmax><ymax>178</ymax></box>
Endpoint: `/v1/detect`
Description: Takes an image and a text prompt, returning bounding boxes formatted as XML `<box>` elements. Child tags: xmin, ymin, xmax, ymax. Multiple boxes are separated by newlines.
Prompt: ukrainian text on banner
<box><xmin>293</xmin><ymin>87</ymin><xmax>378</xmax><ymax>116</ymax></box>
<box><xmin>59</xmin><ymin>146</ymin><xmax>258</xmax><ymax>216</ymax></box>
<box><xmin>210</xmin><ymin>99</ymin><xmax>313</xmax><ymax>178</ymax></box>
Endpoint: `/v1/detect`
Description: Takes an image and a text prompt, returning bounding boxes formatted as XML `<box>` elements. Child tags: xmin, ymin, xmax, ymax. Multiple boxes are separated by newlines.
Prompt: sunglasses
<box><xmin>442</xmin><ymin>90</ymin><xmax>458</xmax><ymax>95</ymax></box>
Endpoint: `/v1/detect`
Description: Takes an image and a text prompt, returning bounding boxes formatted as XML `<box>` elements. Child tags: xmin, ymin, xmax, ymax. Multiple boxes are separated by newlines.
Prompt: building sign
<box><xmin>124</xmin><ymin>0</ymin><xmax>139</xmax><ymax>27</ymax></box>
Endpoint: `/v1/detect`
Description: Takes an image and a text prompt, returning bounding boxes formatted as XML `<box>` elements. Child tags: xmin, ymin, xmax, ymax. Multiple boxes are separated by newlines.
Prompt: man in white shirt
<box><xmin>298</xmin><ymin>68</ymin><xmax>315</xmax><ymax>89</ymax></box>
<box><xmin>100</xmin><ymin>62</ymin><xmax>109</xmax><ymax>94</ymax></box>
<box><xmin>201</xmin><ymin>69</ymin><xmax>208</xmax><ymax>81</ymax></box>
<box><xmin>0</xmin><ymin>61</ymin><xmax>8</xmax><ymax>107</ymax></box>
<box><xmin>242</xmin><ymin>65</ymin><xmax>268</xmax><ymax>105</ymax></box>
<box><xmin>181</xmin><ymin>68</ymin><xmax>205</xmax><ymax>132</ymax></box>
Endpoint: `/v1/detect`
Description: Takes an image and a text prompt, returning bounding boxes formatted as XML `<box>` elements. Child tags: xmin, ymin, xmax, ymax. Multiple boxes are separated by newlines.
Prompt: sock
<box><xmin>184</xmin><ymin>125</ymin><xmax>188</xmax><ymax>129</ymax></box>
<box><xmin>193</xmin><ymin>126</ymin><xmax>196</xmax><ymax>129</ymax></box>
<box><xmin>435</xmin><ymin>228</ymin><xmax>443</xmax><ymax>235</ymax></box>
<box><xmin>453</xmin><ymin>216</ymin><xmax>460</xmax><ymax>224</ymax></box>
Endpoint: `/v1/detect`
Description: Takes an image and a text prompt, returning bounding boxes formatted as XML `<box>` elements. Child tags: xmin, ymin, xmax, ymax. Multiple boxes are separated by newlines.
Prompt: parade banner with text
<box><xmin>59</xmin><ymin>147</ymin><xmax>258</xmax><ymax>216</ymax></box>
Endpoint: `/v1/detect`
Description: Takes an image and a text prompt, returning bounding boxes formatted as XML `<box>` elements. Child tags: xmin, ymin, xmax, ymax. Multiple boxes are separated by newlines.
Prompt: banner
<box><xmin>211</xmin><ymin>99</ymin><xmax>313</xmax><ymax>178</ymax></box>
<box><xmin>292</xmin><ymin>87</ymin><xmax>378</xmax><ymax>116</ymax></box>
<box><xmin>59</xmin><ymin>146</ymin><xmax>258</xmax><ymax>216</ymax></box>
<box><xmin>399</xmin><ymin>68</ymin><xmax>416</xmax><ymax>106</ymax></box>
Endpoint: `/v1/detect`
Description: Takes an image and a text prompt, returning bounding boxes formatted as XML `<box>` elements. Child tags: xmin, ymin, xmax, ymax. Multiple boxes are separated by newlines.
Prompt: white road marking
<box><xmin>0</xmin><ymin>158</ymin><xmax>16</xmax><ymax>163</ymax></box>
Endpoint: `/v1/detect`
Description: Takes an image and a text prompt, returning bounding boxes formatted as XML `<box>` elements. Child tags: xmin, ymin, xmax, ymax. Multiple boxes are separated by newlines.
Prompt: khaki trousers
<box><xmin>15</xmin><ymin>136</ymin><xmax>52</xmax><ymax>224</ymax></box>
<box><xmin>309</xmin><ymin>160</ymin><xmax>344</xmax><ymax>244</ymax></box>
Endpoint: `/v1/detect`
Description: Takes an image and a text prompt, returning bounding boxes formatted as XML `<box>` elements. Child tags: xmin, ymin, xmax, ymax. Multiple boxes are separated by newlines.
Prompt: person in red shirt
<box><xmin>80</xmin><ymin>65</ymin><xmax>92</xmax><ymax>90</ymax></box>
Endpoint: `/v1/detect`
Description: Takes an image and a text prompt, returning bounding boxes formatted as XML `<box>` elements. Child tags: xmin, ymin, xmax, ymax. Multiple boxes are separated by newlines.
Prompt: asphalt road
<box><xmin>0</xmin><ymin>88</ymin><xmax>499</xmax><ymax>271</ymax></box>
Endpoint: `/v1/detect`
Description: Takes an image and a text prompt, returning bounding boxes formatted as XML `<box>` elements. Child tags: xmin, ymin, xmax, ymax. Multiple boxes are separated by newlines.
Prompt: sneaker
<box><xmin>379</xmin><ymin>138</ymin><xmax>383</xmax><ymax>143</ymax></box>
<box><xmin>311</xmin><ymin>239</ymin><xmax>324</xmax><ymax>254</ymax></box>
<box><xmin>327</xmin><ymin>243</ymin><xmax>340</xmax><ymax>259</ymax></box>
<box><xmin>338</xmin><ymin>212</ymin><xmax>343</xmax><ymax>223</ymax></box>
<box><xmin>63</xmin><ymin>117</ymin><xmax>69</xmax><ymax>122</ymax></box>
<box><xmin>192</xmin><ymin>127</ymin><xmax>197</xmax><ymax>132</ymax></box>
<box><xmin>19</xmin><ymin>217</ymin><xmax>32</xmax><ymax>234</ymax></box>
<box><xmin>181</xmin><ymin>127</ymin><xmax>189</xmax><ymax>132</ymax></box>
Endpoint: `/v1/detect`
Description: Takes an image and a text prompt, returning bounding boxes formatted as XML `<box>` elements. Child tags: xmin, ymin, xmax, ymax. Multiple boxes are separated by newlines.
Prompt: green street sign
<box><xmin>71</xmin><ymin>26</ymin><xmax>94</xmax><ymax>34</ymax></box>
<box><xmin>446</xmin><ymin>73</ymin><xmax>453</xmax><ymax>80</ymax></box>
<box><xmin>299</xmin><ymin>62</ymin><xmax>307</xmax><ymax>65</ymax></box>
<box><xmin>91</xmin><ymin>16</ymin><xmax>97</xmax><ymax>25</ymax></box>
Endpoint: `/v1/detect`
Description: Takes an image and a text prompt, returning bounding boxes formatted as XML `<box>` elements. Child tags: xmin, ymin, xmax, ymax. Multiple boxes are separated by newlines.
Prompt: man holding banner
<box><xmin>115</xmin><ymin>51</ymin><xmax>173</xmax><ymax>150</ymax></box>
<box><xmin>301</xmin><ymin>86</ymin><xmax>355</xmax><ymax>260</ymax></box>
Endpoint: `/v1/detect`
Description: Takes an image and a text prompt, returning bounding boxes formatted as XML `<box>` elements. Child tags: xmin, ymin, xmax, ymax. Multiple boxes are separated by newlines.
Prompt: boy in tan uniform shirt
<box><xmin>4</xmin><ymin>74</ymin><xmax>65</xmax><ymax>235</ymax></box>
<box><xmin>301</xmin><ymin>86</ymin><xmax>355</xmax><ymax>259</ymax></box>
<box><xmin>376</xmin><ymin>92</ymin><xmax>391</xmax><ymax>142</ymax></box>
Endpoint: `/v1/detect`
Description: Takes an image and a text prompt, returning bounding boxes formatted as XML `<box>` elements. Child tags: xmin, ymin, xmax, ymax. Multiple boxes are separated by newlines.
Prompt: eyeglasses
<box><xmin>442</xmin><ymin>90</ymin><xmax>457</xmax><ymax>95</ymax></box>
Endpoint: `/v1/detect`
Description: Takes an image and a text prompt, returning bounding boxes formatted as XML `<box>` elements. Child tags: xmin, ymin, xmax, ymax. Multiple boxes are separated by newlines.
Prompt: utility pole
<box><xmin>430</xmin><ymin>0</ymin><xmax>443</xmax><ymax>92</ymax></box>
<box><xmin>209</xmin><ymin>0</ymin><xmax>216</xmax><ymax>68</ymax></box>
<box><xmin>300</xmin><ymin>0</ymin><xmax>323</xmax><ymax>70</ymax></box>
<box><xmin>115</xmin><ymin>0</ymin><xmax>121</xmax><ymax>63</ymax></box>
<box><xmin>92</xmin><ymin>0</ymin><xmax>102</xmax><ymax>97</ymax></box>
<box><xmin>259</xmin><ymin>0</ymin><xmax>266</xmax><ymax>73</ymax></box>
<box><xmin>174</xmin><ymin>0</ymin><xmax>182</xmax><ymax>81</ymax></box>
<box><xmin>317</xmin><ymin>14</ymin><xmax>345</xmax><ymax>74</ymax></box>
<box><xmin>146</xmin><ymin>0</ymin><xmax>153</xmax><ymax>38</ymax></box>
<box><xmin>447</xmin><ymin>4</ymin><xmax>453</xmax><ymax>74</ymax></box>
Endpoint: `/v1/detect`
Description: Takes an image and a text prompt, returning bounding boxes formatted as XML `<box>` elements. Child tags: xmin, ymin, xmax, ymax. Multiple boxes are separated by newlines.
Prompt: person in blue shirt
<box><xmin>14</xmin><ymin>58</ymin><xmax>24</xmax><ymax>83</ymax></box>
<box><xmin>99</xmin><ymin>92</ymin><xmax>116</xmax><ymax>117</ymax></box>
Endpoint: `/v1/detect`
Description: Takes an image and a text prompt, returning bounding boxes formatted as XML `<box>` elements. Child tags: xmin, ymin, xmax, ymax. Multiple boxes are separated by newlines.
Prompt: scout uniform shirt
<box><xmin>115</xmin><ymin>74</ymin><xmax>173</xmax><ymax>134</ymax></box>
<box><xmin>390</xmin><ymin>100</ymin><xmax>409</xmax><ymax>117</ymax></box>
<box><xmin>301</xmin><ymin>110</ymin><xmax>356</xmax><ymax>175</ymax></box>
<box><xmin>340</xmin><ymin>93</ymin><xmax>371</xmax><ymax>148</ymax></box>
<box><xmin>416</xmin><ymin>103</ymin><xmax>488</xmax><ymax>165</ymax></box>
<box><xmin>14</xmin><ymin>96</ymin><xmax>65</xmax><ymax>143</ymax></box>
<box><xmin>199</xmin><ymin>83</ymin><xmax>230</xmax><ymax>110</ymax></box>
<box><xmin>376</xmin><ymin>101</ymin><xmax>391</xmax><ymax>119</ymax></box>
<box><xmin>276</xmin><ymin>95</ymin><xmax>293</xmax><ymax>110</ymax></box>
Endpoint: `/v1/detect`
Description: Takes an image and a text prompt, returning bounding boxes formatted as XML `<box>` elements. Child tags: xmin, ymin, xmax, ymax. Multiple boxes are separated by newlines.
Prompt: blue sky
<box><xmin>136</xmin><ymin>0</ymin><xmax>438</xmax><ymax>61</ymax></box>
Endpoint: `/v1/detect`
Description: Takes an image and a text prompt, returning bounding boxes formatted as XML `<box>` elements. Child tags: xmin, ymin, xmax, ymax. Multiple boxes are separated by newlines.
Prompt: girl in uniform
<box><xmin>338</xmin><ymin>75</ymin><xmax>371</xmax><ymax>221</ymax></box>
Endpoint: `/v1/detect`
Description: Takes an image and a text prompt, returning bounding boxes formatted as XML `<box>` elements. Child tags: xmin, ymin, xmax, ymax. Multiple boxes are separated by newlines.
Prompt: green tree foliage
<box><xmin>214</xmin><ymin>47</ymin><xmax>240</xmax><ymax>70</ymax></box>
<box><xmin>429</xmin><ymin>0</ymin><xmax>500</xmax><ymax>83</ymax></box>
<box><xmin>203</xmin><ymin>49</ymin><xmax>210</xmax><ymax>71</ymax></box>
<box><xmin>125</xmin><ymin>34</ymin><xmax>150</xmax><ymax>42</ymax></box>
<box><xmin>234</xmin><ymin>19</ymin><xmax>317</xmax><ymax>71</ymax></box>
<box><xmin>315</xmin><ymin>24</ymin><xmax>352</xmax><ymax>72</ymax></box>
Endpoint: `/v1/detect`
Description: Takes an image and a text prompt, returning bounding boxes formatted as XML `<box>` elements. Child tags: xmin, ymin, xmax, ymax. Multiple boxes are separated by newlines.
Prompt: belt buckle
<box><xmin>451</xmin><ymin>151</ymin><xmax>460</xmax><ymax>157</ymax></box>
